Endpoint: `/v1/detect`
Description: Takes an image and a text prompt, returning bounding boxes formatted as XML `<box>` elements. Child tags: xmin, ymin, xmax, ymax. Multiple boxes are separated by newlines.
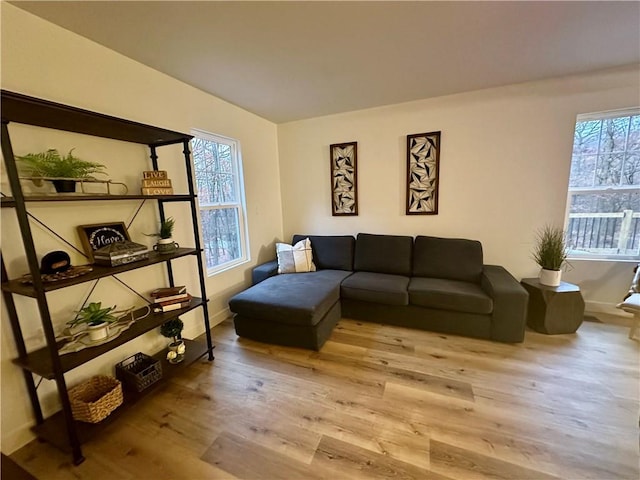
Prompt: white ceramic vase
<box><xmin>539</xmin><ymin>268</ymin><xmax>562</xmax><ymax>287</ymax></box>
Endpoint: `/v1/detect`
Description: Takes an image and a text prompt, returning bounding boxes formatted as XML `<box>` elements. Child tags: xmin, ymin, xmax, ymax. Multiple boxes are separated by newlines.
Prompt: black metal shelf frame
<box><xmin>0</xmin><ymin>90</ymin><xmax>214</xmax><ymax>465</ymax></box>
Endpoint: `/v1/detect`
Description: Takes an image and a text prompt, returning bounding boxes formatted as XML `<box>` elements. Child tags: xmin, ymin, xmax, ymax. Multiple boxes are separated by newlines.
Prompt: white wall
<box><xmin>277</xmin><ymin>65</ymin><xmax>640</xmax><ymax>313</ymax></box>
<box><xmin>0</xmin><ymin>4</ymin><xmax>282</xmax><ymax>453</ymax></box>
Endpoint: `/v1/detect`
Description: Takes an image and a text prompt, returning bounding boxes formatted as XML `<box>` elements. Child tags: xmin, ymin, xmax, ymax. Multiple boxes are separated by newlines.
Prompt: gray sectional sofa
<box><xmin>229</xmin><ymin>233</ymin><xmax>528</xmax><ymax>350</ymax></box>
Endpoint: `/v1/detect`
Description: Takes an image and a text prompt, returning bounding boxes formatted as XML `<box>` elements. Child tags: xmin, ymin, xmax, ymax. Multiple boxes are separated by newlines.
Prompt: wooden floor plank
<box><xmin>429</xmin><ymin>439</ymin><xmax>560</xmax><ymax>480</ymax></box>
<box><xmin>311</xmin><ymin>435</ymin><xmax>446</xmax><ymax>480</ymax></box>
<box><xmin>202</xmin><ymin>431</ymin><xmax>327</xmax><ymax>480</ymax></box>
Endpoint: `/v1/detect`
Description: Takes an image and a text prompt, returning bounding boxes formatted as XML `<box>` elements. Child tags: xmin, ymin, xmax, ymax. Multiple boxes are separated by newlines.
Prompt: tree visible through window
<box><xmin>566</xmin><ymin>109</ymin><xmax>640</xmax><ymax>259</ymax></box>
<box><xmin>191</xmin><ymin>130</ymin><xmax>248</xmax><ymax>272</ymax></box>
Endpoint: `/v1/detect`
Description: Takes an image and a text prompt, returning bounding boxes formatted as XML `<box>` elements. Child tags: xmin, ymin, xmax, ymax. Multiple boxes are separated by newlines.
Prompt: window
<box><xmin>191</xmin><ymin>129</ymin><xmax>249</xmax><ymax>273</ymax></box>
<box><xmin>565</xmin><ymin>108</ymin><xmax>640</xmax><ymax>260</ymax></box>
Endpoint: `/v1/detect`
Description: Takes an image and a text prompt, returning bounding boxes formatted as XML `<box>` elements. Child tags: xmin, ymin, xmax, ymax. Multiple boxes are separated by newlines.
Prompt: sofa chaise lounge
<box><xmin>229</xmin><ymin>233</ymin><xmax>528</xmax><ymax>350</ymax></box>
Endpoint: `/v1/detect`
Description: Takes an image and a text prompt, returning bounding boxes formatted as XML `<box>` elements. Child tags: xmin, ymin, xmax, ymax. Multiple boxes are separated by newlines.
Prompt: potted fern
<box><xmin>533</xmin><ymin>225</ymin><xmax>568</xmax><ymax>287</ymax></box>
<box><xmin>15</xmin><ymin>148</ymin><xmax>107</xmax><ymax>193</ymax></box>
<box><xmin>146</xmin><ymin>217</ymin><xmax>178</xmax><ymax>254</ymax></box>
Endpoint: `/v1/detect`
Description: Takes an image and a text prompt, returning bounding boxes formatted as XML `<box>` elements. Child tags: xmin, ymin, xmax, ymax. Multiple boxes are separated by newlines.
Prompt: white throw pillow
<box><xmin>276</xmin><ymin>238</ymin><xmax>316</xmax><ymax>274</ymax></box>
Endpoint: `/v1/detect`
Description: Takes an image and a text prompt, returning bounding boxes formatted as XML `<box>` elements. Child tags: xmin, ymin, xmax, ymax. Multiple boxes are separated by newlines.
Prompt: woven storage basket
<box><xmin>116</xmin><ymin>352</ymin><xmax>162</xmax><ymax>393</ymax></box>
<box><xmin>68</xmin><ymin>375</ymin><xmax>123</xmax><ymax>423</ymax></box>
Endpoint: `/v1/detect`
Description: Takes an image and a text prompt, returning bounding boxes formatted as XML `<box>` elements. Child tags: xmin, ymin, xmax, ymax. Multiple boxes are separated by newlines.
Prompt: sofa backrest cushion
<box><xmin>354</xmin><ymin>233</ymin><xmax>413</xmax><ymax>276</ymax></box>
<box><xmin>292</xmin><ymin>234</ymin><xmax>355</xmax><ymax>271</ymax></box>
<box><xmin>413</xmin><ymin>235</ymin><xmax>483</xmax><ymax>283</ymax></box>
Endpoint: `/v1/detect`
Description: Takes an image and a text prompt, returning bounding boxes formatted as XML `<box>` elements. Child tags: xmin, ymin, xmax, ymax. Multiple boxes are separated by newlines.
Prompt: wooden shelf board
<box><xmin>14</xmin><ymin>299</ymin><xmax>206</xmax><ymax>378</ymax></box>
<box><xmin>1</xmin><ymin>248</ymin><xmax>199</xmax><ymax>297</ymax></box>
<box><xmin>1</xmin><ymin>90</ymin><xmax>192</xmax><ymax>146</ymax></box>
<box><xmin>32</xmin><ymin>338</ymin><xmax>213</xmax><ymax>451</ymax></box>
<box><xmin>1</xmin><ymin>194</ymin><xmax>194</xmax><ymax>206</ymax></box>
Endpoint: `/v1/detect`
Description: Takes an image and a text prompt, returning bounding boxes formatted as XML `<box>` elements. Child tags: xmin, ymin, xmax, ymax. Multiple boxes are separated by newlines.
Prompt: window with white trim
<box><xmin>191</xmin><ymin>129</ymin><xmax>249</xmax><ymax>273</ymax></box>
<box><xmin>565</xmin><ymin>108</ymin><xmax>640</xmax><ymax>260</ymax></box>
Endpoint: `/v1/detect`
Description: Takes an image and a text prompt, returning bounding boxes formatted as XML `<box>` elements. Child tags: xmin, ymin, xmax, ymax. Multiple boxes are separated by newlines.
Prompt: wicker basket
<box><xmin>68</xmin><ymin>376</ymin><xmax>123</xmax><ymax>423</ymax></box>
<box><xmin>115</xmin><ymin>352</ymin><xmax>162</xmax><ymax>393</ymax></box>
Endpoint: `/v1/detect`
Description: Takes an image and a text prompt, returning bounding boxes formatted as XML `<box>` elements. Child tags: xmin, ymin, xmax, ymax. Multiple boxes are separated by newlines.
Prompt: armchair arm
<box><xmin>252</xmin><ymin>260</ymin><xmax>279</xmax><ymax>285</ymax></box>
<box><xmin>481</xmin><ymin>265</ymin><xmax>529</xmax><ymax>342</ymax></box>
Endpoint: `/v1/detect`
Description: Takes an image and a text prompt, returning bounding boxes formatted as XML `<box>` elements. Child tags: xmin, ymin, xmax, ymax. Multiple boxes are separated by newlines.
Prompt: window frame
<box><xmin>191</xmin><ymin>128</ymin><xmax>250</xmax><ymax>275</ymax></box>
<box><xmin>564</xmin><ymin>107</ymin><xmax>640</xmax><ymax>262</ymax></box>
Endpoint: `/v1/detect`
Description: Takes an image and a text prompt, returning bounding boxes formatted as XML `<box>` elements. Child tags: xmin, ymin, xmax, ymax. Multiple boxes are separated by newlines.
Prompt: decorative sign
<box><xmin>77</xmin><ymin>222</ymin><xmax>131</xmax><ymax>262</ymax></box>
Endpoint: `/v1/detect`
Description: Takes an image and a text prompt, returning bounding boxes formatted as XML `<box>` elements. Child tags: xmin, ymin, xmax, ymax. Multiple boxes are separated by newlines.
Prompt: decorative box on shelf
<box><xmin>93</xmin><ymin>240</ymin><xmax>149</xmax><ymax>267</ymax></box>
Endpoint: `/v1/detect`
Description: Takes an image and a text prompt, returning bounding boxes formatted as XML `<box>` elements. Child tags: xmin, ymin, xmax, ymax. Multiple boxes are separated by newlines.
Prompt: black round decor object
<box><xmin>40</xmin><ymin>251</ymin><xmax>71</xmax><ymax>274</ymax></box>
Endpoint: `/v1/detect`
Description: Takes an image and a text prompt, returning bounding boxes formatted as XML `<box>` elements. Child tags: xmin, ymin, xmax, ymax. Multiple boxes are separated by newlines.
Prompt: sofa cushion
<box><xmin>341</xmin><ymin>272</ymin><xmax>410</xmax><ymax>306</ymax></box>
<box><xmin>292</xmin><ymin>234</ymin><xmax>355</xmax><ymax>271</ymax></box>
<box><xmin>276</xmin><ymin>238</ymin><xmax>316</xmax><ymax>274</ymax></box>
<box><xmin>413</xmin><ymin>236</ymin><xmax>483</xmax><ymax>283</ymax></box>
<box><xmin>408</xmin><ymin>277</ymin><xmax>493</xmax><ymax>314</ymax></box>
<box><xmin>354</xmin><ymin>233</ymin><xmax>413</xmax><ymax>276</ymax></box>
<box><xmin>229</xmin><ymin>269</ymin><xmax>352</xmax><ymax>326</ymax></box>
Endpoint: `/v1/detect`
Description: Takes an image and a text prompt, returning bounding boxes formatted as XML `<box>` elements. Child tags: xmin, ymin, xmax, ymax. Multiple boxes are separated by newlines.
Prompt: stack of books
<box><xmin>151</xmin><ymin>285</ymin><xmax>192</xmax><ymax>313</ymax></box>
<box><xmin>141</xmin><ymin>170</ymin><xmax>174</xmax><ymax>196</ymax></box>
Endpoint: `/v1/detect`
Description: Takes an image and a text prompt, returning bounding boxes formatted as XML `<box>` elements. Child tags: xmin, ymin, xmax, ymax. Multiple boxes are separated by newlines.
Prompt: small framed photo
<box><xmin>77</xmin><ymin>222</ymin><xmax>131</xmax><ymax>262</ymax></box>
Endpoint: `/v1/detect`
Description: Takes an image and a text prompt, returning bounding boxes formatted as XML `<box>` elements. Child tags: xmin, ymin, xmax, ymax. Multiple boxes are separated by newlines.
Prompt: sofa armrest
<box><xmin>481</xmin><ymin>265</ymin><xmax>529</xmax><ymax>342</ymax></box>
<box><xmin>252</xmin><ymin>260</ymin><xmax>279</xmax><ymax>285</ymax></box>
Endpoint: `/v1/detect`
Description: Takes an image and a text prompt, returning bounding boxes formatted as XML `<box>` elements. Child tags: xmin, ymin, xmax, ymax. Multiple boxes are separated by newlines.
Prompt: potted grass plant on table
<box><xmin>533</xmin><ymin>225</ymin><xmax>568</xmax><ymax>287</ymax></box>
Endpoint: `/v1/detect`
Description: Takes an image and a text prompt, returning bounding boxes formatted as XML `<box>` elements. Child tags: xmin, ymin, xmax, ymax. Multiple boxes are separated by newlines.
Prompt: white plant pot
<box><xmin>87</xmin><ymin>322</ymin><xmax>109</xmax><ymax>341</ymax></box>
<box><xmin>539</xmin><ymin>268</ymin><xmax>562</xmax><ymax>287</ymax></box>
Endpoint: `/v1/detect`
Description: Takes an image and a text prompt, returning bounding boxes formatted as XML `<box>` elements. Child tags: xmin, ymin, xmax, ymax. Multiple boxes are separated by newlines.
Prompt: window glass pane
<box><xmin>599</xmin><ymin>117</ymin><xmax>629</xmax><ymax>153</ymax></box>
<box><xmin>594</xmin><ymin>153</ymin><xmax>623</xmax><ymax>186</ymax></box>
<box><xmin>192</xmin><ymin>137</ymin><xmax>237</xmax><ymax>204</ymax></box>
<box><xmin>622</xmin><ymin>154</ymin><xmax>640</xmax><ymax>185</ymax></box>
<box><xmin>568</xmin><ymin>155</ymin><xmax>596</xmax><ymax>187</ymax></box>
<box><xmin>200</xmin><ymin>207</ymin><xmax>241</xmax><ymax>269</ymax></box>
<box><xmin>567</xmin><ymin>110</ymin><xmax>640</xmax><ymax>259</ymax></box>
<box><xmin>628</xmin><ymin>115</ymin><xmax>640</xmax><ymax>151</ymax></box>
<box><xmin>572</xmin><ymin>120</ymin><xmax>601</xmax><ymax>155</ymax></box>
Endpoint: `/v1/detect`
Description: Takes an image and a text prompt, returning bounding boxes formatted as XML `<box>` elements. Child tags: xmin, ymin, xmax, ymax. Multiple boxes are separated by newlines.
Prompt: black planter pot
<box><xmin>52</xmin><ymin>179</ymin><xmax>77</xmax><ymax>193</ymax></box>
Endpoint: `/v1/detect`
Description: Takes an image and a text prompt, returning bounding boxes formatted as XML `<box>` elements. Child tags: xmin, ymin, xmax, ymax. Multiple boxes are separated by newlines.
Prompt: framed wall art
<box><xmin>330</xmin><ymin>141</ymin><xmax>358</xmax><ymax>216</ymax></box>
<box><xmin>406</xmin><ymin>131</ymin><xmax>441</xmax><ymax>215</ymax></box>
<box><xmin>77</xmin><ymin>222</ymin><xmax>130</xmax><ymax>261</ymax></box>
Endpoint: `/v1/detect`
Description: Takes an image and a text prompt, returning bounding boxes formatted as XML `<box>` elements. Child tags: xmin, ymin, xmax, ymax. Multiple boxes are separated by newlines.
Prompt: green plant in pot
<box><xmin>15</xmin><ymin>148</ymin><xmax>107</xmax><ymax>193</ymax></box>
<box><xmin>67</xmin><ymin>302</ymin><xmax>119</xmax><ymax>342</ymax></box>
<box><xmin>160</xmin><ymin>317</ymin><xmax>185</xmax><ymax>363</ymax></box>
<box><xmin>533</xmin><ymin>225</ymin><xmax>568</xmax><ymax>287</ymax></box>
<box><xmin>146</xmin><ymin>217</ymin><xmax>178</xmax><ymax>254</ymax></box>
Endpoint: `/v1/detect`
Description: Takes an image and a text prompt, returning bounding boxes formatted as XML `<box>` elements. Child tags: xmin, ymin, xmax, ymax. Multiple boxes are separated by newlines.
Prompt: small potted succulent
<box><xmin>160</xmin><ymin>318</ymin><xmax>185</xmax><ymax>363</ymax></box>
<box><xmin>533</xmin><ymin>225</ymin><xmax>568</xmax><ymax>287</ymax></box>
<box><xmin>15</xmin><ymin>148</ymin><xmax>107</xmax><ymax>193</ymax></box>
<box><xmin>146</xmin><ymin>217</ymin><xmax>178</xmax><ymax>254</ymax></box>
<box><xmin>67</xmin><ymin>302</ymin><xmax>119</xmax><ymax>342</ymax></box>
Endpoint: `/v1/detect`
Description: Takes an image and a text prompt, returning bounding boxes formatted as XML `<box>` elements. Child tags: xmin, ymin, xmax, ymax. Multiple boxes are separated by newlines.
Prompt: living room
<box><xmin>1</xmin><ymin>2</ymin><xmax>639</xmax><ymax>479</ymax></box>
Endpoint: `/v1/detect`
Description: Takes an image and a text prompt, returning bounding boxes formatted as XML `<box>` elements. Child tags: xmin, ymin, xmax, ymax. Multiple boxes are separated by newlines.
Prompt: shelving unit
<box><xmin>0</xmin><ymin>90</ymin><xmax>214</xmax><ymax>465</ymax></box>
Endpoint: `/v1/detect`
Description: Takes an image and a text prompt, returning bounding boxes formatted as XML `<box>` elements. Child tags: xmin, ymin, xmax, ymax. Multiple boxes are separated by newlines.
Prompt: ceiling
<box><xmin>11</xmin><ymin>1</ymin><xmax>640</xmax><ymax>124</ymax></box>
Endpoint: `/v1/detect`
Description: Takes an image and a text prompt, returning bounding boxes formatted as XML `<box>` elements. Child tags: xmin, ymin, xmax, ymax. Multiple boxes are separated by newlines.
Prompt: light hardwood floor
<box><xmin>10</xmin><ymin>314</ymin><xmax>640</xmax><ymax>479</ymax></box>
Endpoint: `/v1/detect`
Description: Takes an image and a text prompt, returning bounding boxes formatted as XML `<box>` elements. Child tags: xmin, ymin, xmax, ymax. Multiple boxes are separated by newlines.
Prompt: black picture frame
<box><xmin>406</xmin><ymin>131</ymin><xmax>441</xmax><ymax>215</ymax></box>
<box><xmin>330</xmin><ymin>141</ymin><xmax>358</xmax><ymax>216</ymax></box>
